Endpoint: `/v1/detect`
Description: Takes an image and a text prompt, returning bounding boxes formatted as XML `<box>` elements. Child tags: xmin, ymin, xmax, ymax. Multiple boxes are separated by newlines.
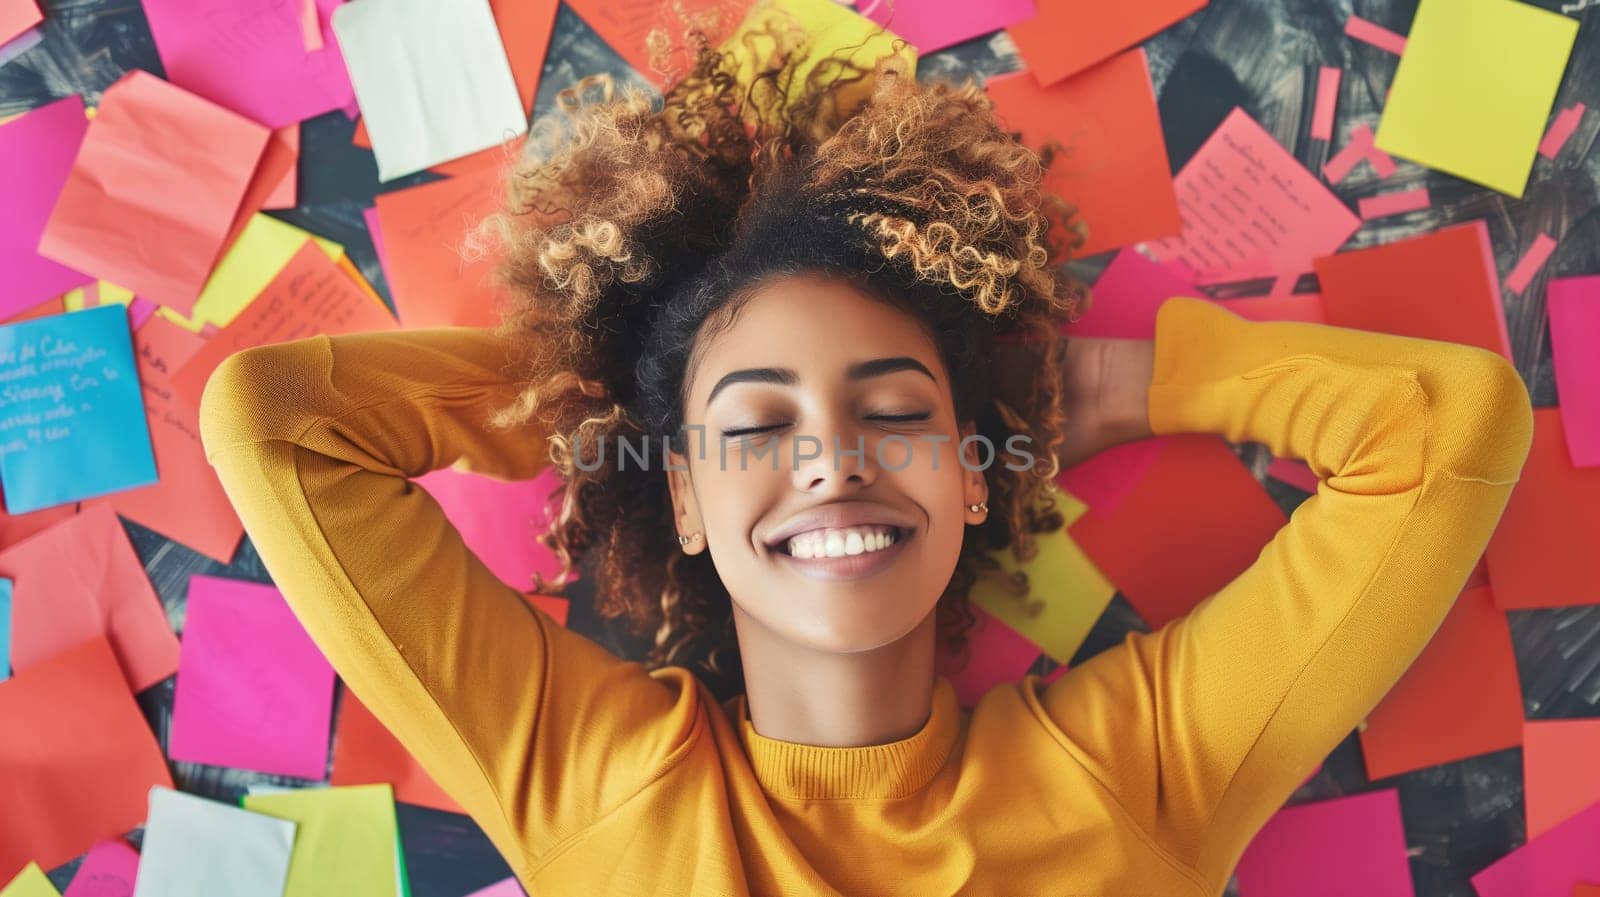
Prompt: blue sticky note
<box><xmin>0</xmin><ymin>576</ymin><xmax>10</xmax><ymax>682</ymax></box>
<box><xmin>0</xmin><ymin>304</ymin><xmax>157</xmax><ymax>513</ymax></box>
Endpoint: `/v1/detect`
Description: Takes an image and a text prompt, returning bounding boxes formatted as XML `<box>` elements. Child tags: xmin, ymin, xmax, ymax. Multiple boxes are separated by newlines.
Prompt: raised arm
<box><xmin>198</xmin><ymin>327</ymin><xmax>696</xmax><ymax>875</ymax></box>
<box><xmin>1040</xmin><ymin>297</ymin><xmax>1534</xmax><ymax>889</ymax></box>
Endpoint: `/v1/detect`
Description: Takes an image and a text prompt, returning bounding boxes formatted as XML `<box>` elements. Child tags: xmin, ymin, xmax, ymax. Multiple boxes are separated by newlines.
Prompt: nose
<box><xmin>790</xmin><ymin>411</ymin><xmax>879</xmax><ymax>493</ymax></box>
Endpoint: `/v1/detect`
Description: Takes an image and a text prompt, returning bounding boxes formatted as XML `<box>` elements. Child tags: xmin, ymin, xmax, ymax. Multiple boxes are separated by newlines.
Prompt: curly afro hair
<box><xmin>470</xmin><ymin>2</ymin><xmax>1093</xmax><ymax>702</ymax></box>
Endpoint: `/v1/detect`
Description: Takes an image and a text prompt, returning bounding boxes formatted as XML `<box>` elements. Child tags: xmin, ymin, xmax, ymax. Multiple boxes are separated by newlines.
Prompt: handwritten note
<box><xmin>1143</xmin><ymin>108</ymin><xmax>1359</xmax><ymax>283</ymax></box>
<box><xmin>62</xmin><ymin>839</ymin><xmax>140</xmax><ymax>897</ymax></box>
<box><xmin>132</xmin><ymin>787</ymin><xmax>295</xmax><ymax>897</ymax></box>
<box><xmin>0</xmin><ymin>305</ymin><xmax>157</xmax><ymax>514</ymax></box>
<box><xmin>169</xmin><ymin>575</ymin><xmax>336</xmax><ymax>779</ymax></box>
<box><xmin>0</xmin><ymin>95</ymin><xmax>92</xmax><ymax>320</ymax></box>
<box><xmin>372</xmin><ymin>166</ymin><xmax>505</xmax><ymax>328</ymax></box>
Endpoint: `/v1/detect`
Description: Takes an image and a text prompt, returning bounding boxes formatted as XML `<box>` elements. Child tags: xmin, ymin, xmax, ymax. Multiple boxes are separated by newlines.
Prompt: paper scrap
<box><xmin>860</xmin><ymin>0</ymin><xmax>1034</xmax><ymax>54</ymax></box>
<box><xmin>935</xmin><ymin>604</ymin><xmax>1040</xmax><ymax>709</ymax></box>
<box><xmin>0</xmin><ymin>0</ymin><xmax>40</xmax><ymax>46</ymax></box>
<box><xmin>1373</xmin><ymin>0</ymin><xmax>1578</xmax><ymax>198</ymax></box>
<box><xmin>1538</xmin><ymin>103</ymin><xmax>1587</xmax><ymax>160</ymax></box>
<box><xmin>1505</xmin><ymin>233</ymin><xmax>1557</xmax><ymax>294</ymax></box>
<box><xmin>1358</xmin><ymin>186</ymin><xmax>1430</xmax><ymax>219</ymax></box>
<box><xmin>1344</xmin><ymin>14</ymin><xmax>1407</xmax><ymax>54</ymax></box>
<box><xmin>1311</xmin><ymin>66</ymin><xmax>1340</xmax><ymax>140</ymax></box>
<box><xmin>1523</xmin><ymin>719</ymin><xmax>1600</xmax><ymax>841</ymax></box>
<box><xmin>169</xmin><ymin>575</ymin><xmax>336</xmax><ymax>779</ymax></box>
<box><xmin>1008</xmin><ymin>0</ymin><xmax>1207</xmax><ymax>87</ymax></box>
<box><xmin>0</xmin><ymin>96</ymin><xmax>93</xmax><ymax>320</ymax></box>
<box><xmin>1548</xmin><ymin>276</ymin><xmax>1600</xmax><ymax>468</ymax></box>
<box><xmin>62</xmin><ymin>838</ymin><xmax>140</xmax><ymax>897</ymax></box>
<box><xmin>1471</xmin><ymin>799</ymin><xmax>1600</xmax><ymax>897</ymax></box>
<box><xmin>0</xmin><ymin>863</ymin><xmax>58</xmax><ymax>897</ymax></box>
<box><xmin>133</xmin><ymin>787</ymin><xmax>295</xmax><ymax>897</ymax></box>
<box><xmin>968</xmin><ymin>512</ymin><xmax>1115</xmax><ymax>664</ymax></box>
<box><xmin>242</xmin><ymin>784</ymin><xmax>400</xmax><ymax>897</ymax></box>
<box><xmin>0</xmin><ymin>635</ymin><xmax>174</xmax><ymax>883</ymax></box>
<box><xmin>1484</xmin><ymin>408</ymin><xmax>1600</xmax><ymax>610</ymax></box>
<box><xmin>1235</xmin><ymin>790</ymin><xmax>1414</xmax><ymax>895</ymax></box>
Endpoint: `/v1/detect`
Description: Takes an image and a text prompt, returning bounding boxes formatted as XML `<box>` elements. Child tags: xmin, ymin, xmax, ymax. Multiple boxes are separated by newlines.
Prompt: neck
<box><xmin>733</xmin><ymin>603</ymin><xmax>939</xmax><ymax>748</ymax></box>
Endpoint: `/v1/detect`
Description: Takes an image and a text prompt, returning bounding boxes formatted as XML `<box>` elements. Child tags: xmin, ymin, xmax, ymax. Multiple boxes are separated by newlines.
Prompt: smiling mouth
<box><xmin>767</xmin><ymin>525</ymin><xmax>914</xmax><ymax>557</ymax></box>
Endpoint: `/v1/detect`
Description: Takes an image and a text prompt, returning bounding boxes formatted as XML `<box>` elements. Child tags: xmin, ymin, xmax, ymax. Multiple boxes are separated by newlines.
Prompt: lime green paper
<box><xmin>242</xmin><ymin>784</ymin><xmax>400</xmax><ymax>897</ymax></box>
<box><xmin>720</xmin><ymin>0</ymin><xmax>916</xmax><ymax>117</ymax></box>
<box><xmin>155</xmin><ymin>214</ymin><xmax>344</xmax><ymax>333</ymax></box>
<box><xmin>0</xmin><ymin>863</ymin><xmax>59</xmax><ymax>897</ymax></box>
<box><xmin>1373</xmin><ymin>0</ymin><xmax>1577</xmax><ymax>198</ymax></box>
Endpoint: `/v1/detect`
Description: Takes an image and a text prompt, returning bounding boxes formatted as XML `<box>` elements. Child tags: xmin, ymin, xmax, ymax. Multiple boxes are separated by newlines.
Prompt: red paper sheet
<box><xmin>1008</xmin><ymin>0</ymin><xmax>1208</xmax><ymax>87</ymax></box>
<box><xmin>0</xmin><ymin>634</ymin><xmax>175</xmax><ymax>883</ymax></box>
<box><xmin>0</xmin><ymin>498</ymin><xmax>76</xmax><ymax>553</ymax></box>
<box><xmin>372</xmin><ymin>167</ymin><xmax>507</xmax><ymax>329</ymax></box>
<box><xmin>565</xmin><ymin>0</ymin><xmax>754</xmax><ymax>88</ymax></box>
<box><xmin>1523</xmin><ymin>719</ymin><xmax>1600</xmax><ymax>841</ymax></box>
<box><xmin>985</xmin><ymin>49</ymin><xmax>1180</xmax><ymax>259</ymax></box>
<box><xmin>36</xmin><ymin>70</ymin><xmax>269</xmax><ymax>317</ymax></box>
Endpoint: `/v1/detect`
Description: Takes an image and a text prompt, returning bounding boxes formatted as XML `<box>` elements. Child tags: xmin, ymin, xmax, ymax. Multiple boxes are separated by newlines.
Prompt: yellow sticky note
<box><xmin>1373</xmin><ymin>0</ymin><xmax>1577</xmax><ymax>198</ymax></box>
<box><xmin>156</xmin><ymin>213</ymin><xmax>344</xmax><ymax>333</ymax></box>
<box><xmin>719</xmin><ymin>0</ymin><xmax>916</xmax><ymax>119</ymax></box>
<box><xmin>61</xmin><ymin>280</ymin><xmax>136</xmax><ymax>312</ymax></box>
<box><xmin>242</xmin><ymin>784</ymin><xmax>400</xmax><ymax>897</ymax></box>
<box><xmin>0</xmin><ymin>863</ymin><xmax>60</xmax><ymax>897</ymax></box>
<box><xmin>969</xmin><ymin>489</ymin><xmax>1115</xmax><ymax>665</ymax></box>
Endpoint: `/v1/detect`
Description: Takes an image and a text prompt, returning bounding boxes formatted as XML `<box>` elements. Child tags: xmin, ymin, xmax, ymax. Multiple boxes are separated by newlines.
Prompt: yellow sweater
<box><xmin>198</xmin><ymin>296</ymin><xmax>1533</xmax><ymax>896</ymax></box>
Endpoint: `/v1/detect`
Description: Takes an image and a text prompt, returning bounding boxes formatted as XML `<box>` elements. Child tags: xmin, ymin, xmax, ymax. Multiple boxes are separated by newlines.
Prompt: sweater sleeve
<box><xmin>197</xmin><ymin>327</ymin><xmax>696</xmax><ymax>874</ymax></box>
<box><xmin>1039</xmin><ymin>297</ymin><xmax>1534</xmax><ymax>889</ymax></box>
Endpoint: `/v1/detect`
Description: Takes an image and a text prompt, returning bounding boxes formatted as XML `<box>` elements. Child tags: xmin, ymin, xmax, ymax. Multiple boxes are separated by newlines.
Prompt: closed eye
<box><xmin>722</xmin><ymin>412</ymin><xmax>930</xmax><ymax>438</ymax></box>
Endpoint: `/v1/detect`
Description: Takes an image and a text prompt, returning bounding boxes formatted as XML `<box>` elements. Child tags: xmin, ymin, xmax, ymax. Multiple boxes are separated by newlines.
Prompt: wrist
<box><xmin>1094</xmin><ymin>338</ymin><xmax>1155</xmax><ymax>446</ymax></box>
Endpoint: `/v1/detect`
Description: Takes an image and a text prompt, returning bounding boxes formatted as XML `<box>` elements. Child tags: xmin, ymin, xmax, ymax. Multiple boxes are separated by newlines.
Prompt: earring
<box><xmin>677</xmin><ymin>532</ymin><xmax>702</xmax><ymax>546</ymax></box>
<box><xmin>968</xmin><ymin>501</ymin><xmax>988</xmax><ymax>513</ymax></box>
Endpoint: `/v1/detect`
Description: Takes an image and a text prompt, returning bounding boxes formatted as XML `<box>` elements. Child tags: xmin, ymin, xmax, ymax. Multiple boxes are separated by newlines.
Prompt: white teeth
<box><xmin>785</xmin><ymin>526</ymin><xmax>899</xmax><ymax>559</ymax></box>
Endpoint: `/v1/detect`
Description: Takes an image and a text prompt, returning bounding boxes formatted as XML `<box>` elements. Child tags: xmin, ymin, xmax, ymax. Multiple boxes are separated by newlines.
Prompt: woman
<box><xmin>198</xmin><ymin>10</ymin><xmax>1534</xmax><ymax>896</ymax></box>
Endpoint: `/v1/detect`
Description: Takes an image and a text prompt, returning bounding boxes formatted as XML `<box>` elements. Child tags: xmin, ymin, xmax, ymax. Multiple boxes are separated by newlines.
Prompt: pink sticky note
<box><xmin>1548</xmin><ymin>276</ymin><xmax>1600</xmax><ymax>467</ymax></box>
<box><xmin>1345</xmin><ymin>14</ymin><xmax>1408</xmax><ymax>54</ymax></box>
<box><xmin>1472</xmin><ymin>800</ymin><xmax>1600</xmax><ymax>897</ymax></box>
<box><xmin>1056</xmin><ymin>437</ymin><xmax>1167</xmax><ymax>516</ymax></box>
<box><xmin>169</xmin><ymin>575</ymin><xmax>336</xmax><ymax>779</ymax></box>
<box><xmin>0</xmin><ymin>96</ymin><xmax>94</xmax><ymax>319</ymax></box>
<box><xmin>1143</xmin><ymin>107</ymin><xmax>1360</xmax><ymax>283</ymax></box>
<box><xmin>1506</xmin><ymin>233</ymin><xmax>1558</xmax><ymax>294</ymax></box>
<box><xmin>362</xmin><ymin>206</ymin><xmax>391</xmax><ymax>283</ymax></box>
<box><xmin>860</xmin><ymin>0</ymin><xmax>1035</xmax><ymax>54</ymax></box>
<box><xmin>1539</xmin><ymin>104</ymin><xmax>1586</xmax><ymax>159</ymax></box>
<box><xmin>1064</xmin><ymin>249</ymin><xmax>1197</xmax><ymax>338</ymax></box>
<box><xmin>1365</xmin><ymin>141</ymin><xmax>1398</xmax><ymax>178</ymax></box>
<box><xmin>142</xmin><ymin>0</ymin><xmax>354</xmax><ymax>128</ymax></box>
<box><xmin>935</xmin><ymin>605</ymin><xmax>1040</xmax><ymax>709</ymax></box>
<box><xmin>1323</xmin><ymin>132</ymin><xmax>1368</xmax><ymax>183</ymax></box>
<box><xmin>1359</xmin><ymin>186</ymin><xmax>1431</xmax><ymax>219</ymax></box>
<box><xmin>128</xmin><ymin>296</ymin><xmax>157</xmax><ymax>330</ymax></box>
<box><xmin>63</xmin><ymin>838</ymin><xmax>140</xmax><ymax>897</ymax></box>
<box><xmin>1267</xmin><ymin>456</ymin><xmax>1320</xmax><ymax>492</ymax></box>
<box><xmin>299</xmin><ymin>0</ymin><xmax>324</xmax><ymax>52</ymax></box>
<box><xmin>0</xmin><ymin>0</ymin><xmax>41</xmax><ymax>46</ymax></box>
<box><xmin>1236</xmin><ymin>789</ymin><xmax>1415</xmax><ymax>896</ymax></box>
<box><xmin>1312</xmin><ymin>66</ymin><xmax>1341</xmax><ymax>140</ymax></box>
<box><xmin>411</xmin><ymin>465</ymin><xmax>574</xmax><ymax>592</ymax></box>
<box><xmin>464</xmin><ymin>878</ymin><xmax>528</xmax><ymax>897</ymax></box>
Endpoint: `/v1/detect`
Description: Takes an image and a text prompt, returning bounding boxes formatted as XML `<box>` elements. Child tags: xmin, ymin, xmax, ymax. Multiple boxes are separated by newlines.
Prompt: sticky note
<box><xmin>464</xmin><ymin>879</ymin><xmax>526</xmax><ymax>897</ymax></box>
<box><xmin>0</xmin><ymin>0</ymin><xmax>40</xmax><ymax>46</ymax></box>
<box><xmin>1267</xmin><ymin>456</ymin><xmax>1320</xmax><ymax>492</ymax></box>
<box><xmin>0</xmin><ymin>635</ymin><xmax>174</xmax><ymax>883</ymax></box>
<box><xmin>261</xmin><ymin>125</ymin><xmax>299</xmax><ymax>210</ymax></box>
<box><xmin>242</xmin><ymin>784</ymin><xmax>401</xmax><ymax>897</ymax></box>
<box><xmin>170</xmin><ymin>241</ymin><xmax>399</xmax><ymax>412</ymax></box>
<box><xmin>0</xmin><ymin>863</ymin><xmax>58</xmax><ymax>897</ymax></box>
<box><xmin>1357</xmin><ymin>186</ymin><xmax>1430</xmax><ymax>219</ymax></box>
<box><xmin>412</xmin><ymin>465</ymin><xmax>573</xmax><ymax>593</ymax></box>
<box><xmin>133</xmin><ymin>787</ymin><xmax>295</xmax><ymax>897</ymax></box>
<box><xmin>1067</xmin><ymin>434</ymin><xmax>1286</xmax><ymax>630</ymax></box>
<box><xmin>1215</xmin><ymin>291</ymin><xmax>1326</xmax><ymax>324</ymax></box>
<box><xmin>1373</xmin><ymin>0</ymin><xmax>1578</xmax><ymax>198</ymax></box>
<box><xmin>1357</xmin><ymin>584</ymin><xmax>1522</xmax><ymax>779</ymax></box>
<box><xmin>1523</xmin><ymin>719</ymin><xmax>1600</xmax><ymax>841</ymax></box>
<box><xmin>1313</xmin><ymin>219</ymin><xmax>1513</xmax><ymax>361</ymax></box>
<box><xmin>362</xmin><ymin>207</ymin><xmax>391</xmax><ymax>284</ymax></box>
<box><xmin>1472</xmin><ymin>799</ymin><xmax>1600</xmax><ymax>897</ymax></box>
<box><xmin>565</xmin><ymin>0</ymin><xmax>753</xmax><ymax>88</ymax></box>
<box><xmin>0</xmin><ymin>577</ymin><xmax>9</xmax><ymax>682</ymax></box>
<box><xmin>0</xmin><ymin>498</ymin><xmax>75</xmax><ymax>551</ymax></box>
<box><xmin>62</xmin><ymin>839</ymin><xmax>140</xmax><ymax>897</ymax></box>
<box><xmin>985</xmin><ymin>49</ymin><xmax>1180</xmax><ymax>259</ymax></box>
<box><xmin>0</xmin><ymin>23</ymin><xmax>41</xmax><ymax>66</ymax></box>
<box><xmin>88</xmin><ymin>317</ymin><xmax>243</xmax><ymax>565</ymax></box>
<box><xmin>1008</xmin><ymin>0</ymin><xmax>1207</xmax><ymax>87</ymax></box>
<box><xmin>1483</xmin><ymin>409</ymin><xmax>1600</xmax><ymax>610</ymax></box>
<box><xmin>169</xmin><ymin>575</ymin><xmax>336</xmax><ymax>779</ymax></box>
<box><xmin>1344</xmin><ymin>14</ymin><xmax>1407</xmax><ymax>55</ymax></box>
<box><xmin>861</xmin><ymin>0</ymin><xmax>1034</xmax><ymax>54</ymax></box>
<box><xmin>331</xmin><ymin>687</ymin><xmax>464</xmax><ymax>815</ymax></box>
<box><xmin>1310</xmin><ymin>66</ymin><xmax>1340</xmax><ymax>140</ymax></box>
<box><xmin>0</xmin><ymin>503</ymin><xmax>180</xmax><ymax>691</ymax></box>
<box><xmin>0</xmin><ymin>304</ymin><xmax>158</xmax><ymax>513</ymax></box>
<box><xmin>37</xmin><ymin>71</ymin><xmax>269</xmax><ymax>316</ymax></box>
<box><xmin>332</xmin><ymin>0</ymin><xmax>526</xmax><ymax>182</ymax></box>
<box><xmin>1235</xmin><ymin>789</ymin><xmax>1415</xmax><ymax>896</ymax></box>
<box><xmin>1538</xmin><ymin>104</ymin><xmax>1586</xmax><ymax>160</ymax></box>
<box><xmin>372</xmin><ymin>166</ymin><xmax>507</xmax><ymax>329</ymax></box>
<box><xmin>1143</xmin><ymin>107</ymin><xmax>1359</xmax><ymax>283</ymax></box>
<box><xmin>1056</xmin><ymin>437</ymin><xmax>1168</xmax><ymax>517</ymax></box>
<box><xmin>0</xmin><ymin>96</ymin><xmax>93</xmax><ymax>320</ymax></box>
<box><xmin>1505</xmin><ymin>233</ymin><xmax>1557</xmax><ymax>294</ymax></box>
<box><xmin>158</xmin><ymin>213</ymin><xmax>344</xmax><ymax>335</ymax></box>
<box><xmin>1062</xmin><ymin>249</ymin><xmax>1199</xmax><ymax>338</ymax></box>
<box><xmin>935</xmin><ymin>604</ymin><xmax>1040</xmax><ymax>709</ymax></box>
<box><xmin>968</xmin><ymin>515</ymin><xmax>1115</xmax><ymax>665</ymax></box>
<box><xmin>1548</xmin><ymin>276</ymin><xmax>1600</xmax><ymax>467</ymax></box>
<box><xmin>722</xmin><ymin>0</ymin><xmax>916</xmax><ymax>118</ymax></box>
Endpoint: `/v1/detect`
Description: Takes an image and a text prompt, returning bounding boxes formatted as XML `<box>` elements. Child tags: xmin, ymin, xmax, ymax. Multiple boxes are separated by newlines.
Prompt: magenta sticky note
<box><xmin>1063</xmin><ymin>249</ymin><xmax>1199</xmax><ymax>338</ymax></box>
<box><xmin>1056</xmin><ymin>437</ymin><xmax>1167</xmax><ymax>516</ymax></box>
<box><xmin>169</xmin><ymin>574</ymin><xmax>336</xmax><ymax>780</ymax></box>
<box><xmin>63</xmin><ymin>837</ymin><xmax>140</xmax><ymax>897</ymax></box>
<box><xmin>142</xmin><ymin>0</ymin><xmax>355</xmax><ymax>128</ymax></box>
<box><xmin>412</xmin><ymin>465</ymin><xmax>573</xmax><ymax>592</ymax></box>
<box><xmin>0</xmin><ymin>96</ymin><xmax>94</xmax><ymax>319</ymax></box>
<box><xmin>936</xmin><ymin>605</ymin><xmax>1039</xmax><ymax>709</ymax></box>
<box><xmin>464</xmin><ymin>878</ymin><xmax>528</xmax><ymax>897</ymax></box>
<box><xmin>1235</xmin><ymin>789</ymin><xmax>1415</xmax><ymax>896</ymax></box>
<box><xmin>1548</xmin><ymin>276</ymin><xmax>1600</xmax><ymax>468</ymax></box>
<box><xmin>1472</xmin><ymin>799</ymin><xmax>1600</xmax><ymax>897</ymax></box>
<box><xmin>859</xmin><ymin>0</ymin><xmax>1035</xmax><ymax>54</ymax></box>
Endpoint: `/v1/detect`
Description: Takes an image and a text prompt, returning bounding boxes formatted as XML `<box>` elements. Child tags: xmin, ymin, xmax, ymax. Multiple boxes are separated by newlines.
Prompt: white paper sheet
<box><xmin>132</xmin><ymin>786</ymin><xmax>296</xmax><ymax>897</ymax></box>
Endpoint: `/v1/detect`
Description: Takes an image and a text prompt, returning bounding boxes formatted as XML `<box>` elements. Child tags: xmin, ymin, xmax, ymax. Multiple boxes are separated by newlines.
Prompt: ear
<box><xmin>957</xmin><ymin>419</ymin><xmax>990</xmax><ymax>522</ymax></box>
<box><xmin>665</xmin><ymin>447</ymin><xmax>707</xmax><ymax>555</ymax></box>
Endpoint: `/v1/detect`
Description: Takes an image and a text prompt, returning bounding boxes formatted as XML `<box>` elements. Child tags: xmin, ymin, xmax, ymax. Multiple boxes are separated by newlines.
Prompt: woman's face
<box><xmin>668</xmin><ymin>272</ymin><xmax>989</xmax><ymax>656</ymax></box>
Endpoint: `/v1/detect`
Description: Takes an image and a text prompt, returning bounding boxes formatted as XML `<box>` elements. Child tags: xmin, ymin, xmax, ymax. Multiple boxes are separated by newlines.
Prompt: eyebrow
<box><xmin>705</xmin><ymin>356</ymin><xmax>937</xmax><ymax>409</ymax></box>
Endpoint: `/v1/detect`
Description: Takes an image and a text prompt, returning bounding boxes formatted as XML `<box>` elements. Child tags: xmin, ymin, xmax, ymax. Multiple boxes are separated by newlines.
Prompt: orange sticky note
<box><xmin>1313</xmin><ymin>219</ymin><xmax>1513</xmax><ymax>362</ymax></box>
<box><xmin>0</xmin><ymin>0</ymin><xmax>41</xmax><ymax>46</ymax></box>
<box><xmin>1483</xmin><ymin>408</ymin><xmax>1600</xmax><ymax>610</ymax></box>
<box><xmin>566</xmin><ymin>0</ymin><xmax>754</xmax><ymax>88</ymax></box>
<box><xmin>0</xmin><ymin>503</ymin><xmax>179</xmax><ymax>692</ymax></box>
<box><xmin>1524</xmin><ymin>719</ymin><xmax>1600</xmax><ymax>841</ymax></box>
<box><xmin>1066</xmin><ymin>434</ymin><xmax>1286</xmax><ymax>629</ymax></box>
<box><xmin>372</xmin><ymin>167</ymin><xmax>506</xmax><ymax>329</ymax></box>
<box><xmin>88</xmin><ymin>317</ymin><xmax>246</xmax><ymax>565</ymax></box>
<box><xmin>1009</xmin><ymin>0</ymin><xmax>1208</xmax><ymax>87</ymax></box>
<box><xmin>331</xmin><ymin>686</ymin><xmax>465</xmax><ymax>814</ymax></box>
<box><xmin>0</xmin><ymin>499</ymin><xmax>75</xmax><ymax>553</ymax></box>
<box><xmin>1357</xmin><ymin>584</ymin><xmax>1523</xmax><ymax>780</ymax></box>
<box><xmin>171</xmin><ymin>240</ymin><xmax>399</xmax><ymax>410</ymax></box>
<box><xmin>37</xmin><ymin>70</ymin><xmax>270</xmax><ymax>317</ymax></box>
<box><xmin>0</xmin><ymin>634</ymin><xmax>175</xmax><ymax>883</ymax></box>
<box><xmin>985</xmin><ymin>48</ymin><xmax>1180</xmax><ymax>259</ymax></box>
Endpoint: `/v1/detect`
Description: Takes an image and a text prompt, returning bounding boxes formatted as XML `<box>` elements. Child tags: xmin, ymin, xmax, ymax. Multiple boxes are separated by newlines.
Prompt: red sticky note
<box><xmin>412</xmin><ymin>465</ymin><xmax>576</xmax><ymax>593</ymax></box>
<box><xmin>1524</xmin><ymin>719</ymin><xmax>1600</xmax><ymax>841</ymax></box>
<box><xmin>1578</xmin><ymin>884</ymin><xmax>1600</xmax><ymax>897</ymax></box>
<box><xmin>218</xmin><ymin>124</ymin><xmax>301</xmax><ymax>252</ymax></box>
<box><xmin>1357</xmin><ymin>584</ymin><xmax>1523</xmax><ymax>780</ymax></box>
<box><xmin>1215</xmin><ymin>292</ymin><xmax>1327</xmax><ymax>323</ymax></box>
<box><xmin>1313</xmin><ymin>219</ymin><xmax>1513</xmax><ymax>361</ymax></box>
<box><xmin>261</xmin><ymin>124</ymin><xmax>300</xmax><ymax>210</ymax></box>
<box><xmin>1235</xmin><ymin>790</ymin><xmax>1415</xmax><ymax>896</ymax></box>
<box><xmin>1483</xmin><ymin>408</ymin><xmax>1600</xmax><ymax>610</ymax></box>
<box><xmin>1547</xmin><ymin>276</ymin><xmax>1600</xmax><ymax>467</ymax></box>
<box><xmin>37</xmin><ymin>71</ymin><xmax>269</xmax><ymax>316</ymax></box>
<box><xmin>986</xmin><ymin>49</ymin><xmax>1181</xmax><ymax>259</ymax></box>
<box><xmin>171</xmin><ymin>240</ymin><xmax>399</xmax><ymax>410</ymax></box>
<box><xmin>1266</xmin><ymin>456</ymin><xmax>1320</xmax><ymax>492</ymax></box>
<box><xmin>62</xmin><ymin>838</ymin><xmax>140</xmax><ymax>897</ymax></box>
<box><xmin>0</xmin><ymin>497</ymin><xmax>76</xmax><ymax>553</ymax></box>
<box><xmin>0</xmin><ymin>634</ymin><xmax>175</xmax><ymax>884</ymax></box>
<box><xmin>0</xmin><ymin>503</ymin><xmax>180</xmax><ymax>693</ymax></box>
<box><xmin>1472</xmin><ymin>800</ymin><xmax>1600</xmax><ymax>897</ymax></box>
<box><xmin>0</xmin><ymin>0</ymin><xmax>40</xmax><ymax>46</ymax></box>
<box><xmin>331</xmin><ymin>686</ymin><xmax>465</xmax><ymax>814</ymax></box>
<box><xmin>1067</xmin><ymin>435</ymin><xmax>1287</xmax><ymax>630</ymax></box>
<box><xmin>935</xmin><ymin>604</ymin><xmax>1040</xmax><ymax>709</ymax></box>
<box><xmin>372</xmin><ymin>167</ymin><xmax>507</xmax><ymax>329</ymax></box>
<box><xmin>1009</xmin><ymin>0</ymin><xmax>1207</xmax><ymax>87</ymax></box>
<box><xmin>1055</xmin><ymin>436</ymin><xmax>1167</xmax><ymax>516</ymax></box>
<box><xmin>566</xmin><ymin>0</ymin><xmax>753</xmax><ymax>88</ymax></box>
<box><xmin>0</xmin><ymin>95</ymin><xmax>94</xmax><ymax>320</ymax></box>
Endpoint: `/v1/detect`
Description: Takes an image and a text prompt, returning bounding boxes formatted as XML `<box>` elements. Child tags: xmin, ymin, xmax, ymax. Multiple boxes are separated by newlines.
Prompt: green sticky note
<box><xmin>242</xmin><ymin>784</ymin><xmax>400</xmax><ymax>897</ymax></box>
<box><xmin>1373</xmin><ymin>0</ymin><xmax>1578</xmax><ymax>198</ymax></box>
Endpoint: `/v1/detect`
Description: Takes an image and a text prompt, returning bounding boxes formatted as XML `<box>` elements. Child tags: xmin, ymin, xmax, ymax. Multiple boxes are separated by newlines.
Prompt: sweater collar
<box><xmin>728</xmin><ymin>675</ymin><xmax>961</xmax><ymax>801</ymax></box>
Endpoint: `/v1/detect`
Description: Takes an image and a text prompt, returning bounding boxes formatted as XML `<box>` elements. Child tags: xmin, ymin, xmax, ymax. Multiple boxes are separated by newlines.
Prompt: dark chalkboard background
<box><xmin>3</xmin><ymin>1</ymin><xmax>1598</xmax><ymax>895</ymax></box>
